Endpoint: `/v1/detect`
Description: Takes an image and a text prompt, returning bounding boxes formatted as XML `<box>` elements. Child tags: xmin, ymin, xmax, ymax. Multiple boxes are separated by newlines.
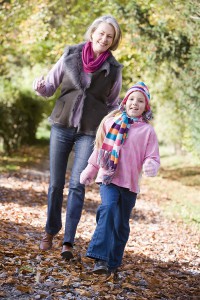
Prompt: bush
<box><xmin>0</xmin><ymin>89</ymin><xmax>45</xmax><ymax>154</ymax></box>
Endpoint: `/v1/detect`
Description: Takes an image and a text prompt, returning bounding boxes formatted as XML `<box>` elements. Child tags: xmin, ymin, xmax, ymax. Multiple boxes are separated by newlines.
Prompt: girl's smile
<box><xmin>125</xmin><ymin>91</ymin><xmax>146</xmax><ymax>118</ymax></box>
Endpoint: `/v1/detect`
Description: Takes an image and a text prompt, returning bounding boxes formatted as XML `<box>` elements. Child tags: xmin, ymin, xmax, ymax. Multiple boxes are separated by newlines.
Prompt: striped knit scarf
<box><xmin>97</xmin><ymin>111</ymin><xmax>139</xmax><ymax>184</ymax></box>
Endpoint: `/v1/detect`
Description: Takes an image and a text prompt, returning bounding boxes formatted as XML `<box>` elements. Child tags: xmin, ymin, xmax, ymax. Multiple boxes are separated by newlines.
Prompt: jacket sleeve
<box><xmin>143</xmin><ymin>128</ymin><xmax>160</xmax><ymax>174</ymax></box>
<box><xmin>80</xmin><ymin>148</ymin><xmax>100</xmax><ymax>185</ymax></box>
<box><xmin>106</xmin><ymin>68</ymin><xmax>122</xmax><ymax>111</ymax></box>
<box><xmin>143</xmin><ymin>159</ymin><xmax>160</xmax><ymax>177</ymax></box>
<box><xmin>80</xmin><ymin>163</ymin><xmax>99</xmax><ymax>185</ymax></box>
<box><xmin>33</xmin><ymin>54</ymin><xmax>65</xmax><ymax>97</ymax></box>
<box><xmin>88</xmin><ymin>148</ymin><xmax>100</xmax><ymax>169</ymax></box>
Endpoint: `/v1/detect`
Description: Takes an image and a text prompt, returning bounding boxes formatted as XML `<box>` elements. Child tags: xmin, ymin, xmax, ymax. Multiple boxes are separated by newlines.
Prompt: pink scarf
<box><xmin>82</xmin><ymin>42</ymin><xmax>111</xmax><ymax>73</ymax></box>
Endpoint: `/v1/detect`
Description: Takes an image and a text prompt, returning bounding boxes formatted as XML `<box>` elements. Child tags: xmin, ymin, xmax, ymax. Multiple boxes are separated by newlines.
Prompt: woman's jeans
<box><xmin>45</xmin><ymin>125</ymin><xmax>95</xmax><ymax>245</ymax></box>
<box><xmin>86</xmin><ymin>184</ymin><xmax>137</xmax><ymax>269</ymax></box>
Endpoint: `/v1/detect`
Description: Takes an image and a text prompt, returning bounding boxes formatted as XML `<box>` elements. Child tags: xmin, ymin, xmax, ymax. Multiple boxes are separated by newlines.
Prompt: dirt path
<box><xmin>0</xmin><ymin>164</ymin><xmax>199</xmax><ymax>299</ymax></box>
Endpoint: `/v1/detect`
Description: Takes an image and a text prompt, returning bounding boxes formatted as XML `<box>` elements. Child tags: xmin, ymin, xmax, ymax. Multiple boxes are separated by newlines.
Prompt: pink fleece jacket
<box><xmin>84</xmin><ymin>117</ymin><xmax>160</xmax><ymax>193</ymax></box>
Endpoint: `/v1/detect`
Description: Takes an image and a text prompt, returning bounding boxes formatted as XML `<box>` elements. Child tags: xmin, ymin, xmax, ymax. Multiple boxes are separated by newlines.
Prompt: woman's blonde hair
<box><xmin>95</xmin><ymin>109</ymin><xmax>120</xmax><ymax>149</ymax></box>
<box><xmin>84</xmin><ymin>15</ymin><xmax>122</xmax><ymax>51</ymax></box>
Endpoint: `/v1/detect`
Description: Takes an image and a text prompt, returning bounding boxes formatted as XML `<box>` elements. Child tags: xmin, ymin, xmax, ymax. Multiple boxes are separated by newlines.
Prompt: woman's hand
<box><xmin>33</xmin><ymin>76</ymin><xmax>46</xmax><ymax>94</ymax></box>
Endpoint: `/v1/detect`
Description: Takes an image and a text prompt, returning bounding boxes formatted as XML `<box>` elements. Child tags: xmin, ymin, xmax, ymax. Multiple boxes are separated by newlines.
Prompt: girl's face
<box><xmin>91</xmin><ymin>22</ymin><xmax>115</xmax><ymax>58</ymax></box>
<box><xmin>125</xmin><ymin>91</ymin><xmax>146</xmax><ymax>118</ymax></box>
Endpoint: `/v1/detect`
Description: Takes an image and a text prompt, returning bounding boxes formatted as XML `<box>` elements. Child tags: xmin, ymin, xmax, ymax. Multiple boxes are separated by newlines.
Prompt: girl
<box><xmin>80</xmin><ymin>82</ymin><xmax>160</xmax><ymax>274</ymax></box>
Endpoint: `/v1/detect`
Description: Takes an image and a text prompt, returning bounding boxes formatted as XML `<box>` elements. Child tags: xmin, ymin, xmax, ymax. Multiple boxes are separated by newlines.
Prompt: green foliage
<box><xmin>180</xmin><ymin>11</ymin><xmax>200</xmax><ymax>156</ymax></box>
<box><xmin>0</xmin><ymin>0</ymin><xmax>199</xmax><ymax>157</ymax></box>
<box><xmin>121</xmin><ymin>0</ymin><xmax>200</xmax><ymax>157</ymax></box>
<box><xmin>0</xmin><ymin>81</ymin><xmax>45</xmax><ymax>154</ymax></box>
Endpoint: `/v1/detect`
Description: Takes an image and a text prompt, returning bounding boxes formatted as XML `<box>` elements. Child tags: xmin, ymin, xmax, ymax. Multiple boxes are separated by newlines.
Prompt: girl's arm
<box><xmin>80</xmin><ymin>149</ymin><xmax>100</xmax><ymax>185</ymax></box>
<box><xmin>80</xmin><ymin>161</ymin><xmax>99</xmax><ymax>185</ymax></box>
<box><xmin>33</xmin><ymin>54</ymin><xmax>65</xmax><ymax>97</ymax></box>
<box><xmin>80</xmin><ymin>120</ymin><xmax>107</xmax><ymax>185</ymax></box>
<box><xmin>143</xmin><ymin>129</ymin><xmax>160</xmax><ymax>177</ymax></box>
<box><xmin>143</xmin><ymin>159</ymin><xmax>160</xmax><ymax>177</ymax></box>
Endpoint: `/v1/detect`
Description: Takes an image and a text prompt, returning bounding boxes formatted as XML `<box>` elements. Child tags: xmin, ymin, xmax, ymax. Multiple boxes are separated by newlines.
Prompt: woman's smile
<box><xmin>92</xmin><ymin>22</ymin><xmax>114</xmax><ymax>58</ymax></box>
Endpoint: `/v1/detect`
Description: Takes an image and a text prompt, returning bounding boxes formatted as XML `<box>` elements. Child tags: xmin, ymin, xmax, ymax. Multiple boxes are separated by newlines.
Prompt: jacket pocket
<box><xmin>52</xmin><ymin>100</ymin><xmax>65</xmax><ymax>119</ymax></box>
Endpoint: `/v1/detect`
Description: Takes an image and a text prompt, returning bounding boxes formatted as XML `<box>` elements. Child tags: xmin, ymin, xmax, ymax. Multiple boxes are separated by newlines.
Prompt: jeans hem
<box><xmin>45</xmin><ymin>228</ymin><xmax>61</xmax><ymax>236</ymax></box>
<box><xmin>86</xmin><ymin>253</ymin><xmax>108</xmax><ymax>261</ymax></box>
<box><xmin>63</xmin><ymin>240</ymin><xmax>74</xmax><ymax>246</ymax></box>
<box><xmin>108</xmin><ymin>264</ymin><xmax>121</xmax><ymax>269</ymax></box>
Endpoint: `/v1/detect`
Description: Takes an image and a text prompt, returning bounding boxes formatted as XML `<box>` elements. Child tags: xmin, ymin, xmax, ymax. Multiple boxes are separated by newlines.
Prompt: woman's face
<box><xmin>91</xmin><ymin>22</ymin><xmax>115</xmax><ymax>57</ymax></box>
<box><xmin>125</xmin><ymin>91</ymin><xmax>146</xmax><ymax>118</ymax></box>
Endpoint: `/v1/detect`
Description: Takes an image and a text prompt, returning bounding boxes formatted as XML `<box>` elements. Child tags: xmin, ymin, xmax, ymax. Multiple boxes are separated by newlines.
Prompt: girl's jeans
<box><xmin>45</xmin><ymin>124</ymin><xmax>95</xmax><ymax>245</ymax></box>
<box><xmin>86</xmin><ymin>184</ymin><xmax>137</xmax><ymax>269</ymax></box>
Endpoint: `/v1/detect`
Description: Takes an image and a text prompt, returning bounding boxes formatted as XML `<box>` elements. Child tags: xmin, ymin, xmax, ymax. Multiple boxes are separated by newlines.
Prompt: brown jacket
<box><xmin>49</xmin><ymin>43</ymin><xmax>123</xmax><ymax>135</ymax></box>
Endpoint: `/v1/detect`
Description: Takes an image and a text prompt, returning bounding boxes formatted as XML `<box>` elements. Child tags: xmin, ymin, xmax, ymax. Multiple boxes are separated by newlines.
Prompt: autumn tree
<box><xmin>0</xmin><ymin>0</ymin><xmax>199</xmax><ymax>156</ymax></box>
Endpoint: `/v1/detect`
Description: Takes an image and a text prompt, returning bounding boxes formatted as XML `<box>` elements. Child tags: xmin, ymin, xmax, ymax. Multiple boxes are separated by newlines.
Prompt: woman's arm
<box><xmin>106</xmin><ymin>69</ymin><xmax>122</xmax><ymax>111</ymax></box>
<box><xmin>33</xmin><ymin>54</ymin><xmax>65</xmax><ymax>97</ymax></box>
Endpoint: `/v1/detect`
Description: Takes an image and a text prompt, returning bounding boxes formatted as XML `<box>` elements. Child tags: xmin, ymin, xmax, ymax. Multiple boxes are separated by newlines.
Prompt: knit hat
<box><xmin>121</xmin><ymin>81</ymin><xmax>151</xmax><ymax>111</ymax></box>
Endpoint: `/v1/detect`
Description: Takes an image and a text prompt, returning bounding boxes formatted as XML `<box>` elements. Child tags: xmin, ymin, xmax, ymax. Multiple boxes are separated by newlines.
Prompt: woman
<box><xmin>33</xmin><ymin>15</ymin><xmax>123</xmax><ymax>260</ymax></box>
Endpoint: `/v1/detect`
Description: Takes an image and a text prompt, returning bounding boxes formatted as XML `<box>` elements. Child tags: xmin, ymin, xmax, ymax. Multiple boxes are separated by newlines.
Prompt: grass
<box><xmin>0</xmin><ymin>141</ymin><xmax>49</xmax><ymax>172</ymax></box>
<box><xmin>0</xmin><ymin>123</ymin><xmax>50</xmax><ymax>172</ymax></box>
<box><xmin>141</xmin><ymin>146</ymin><xmax>200</xmax><ymax>231</ymax></box>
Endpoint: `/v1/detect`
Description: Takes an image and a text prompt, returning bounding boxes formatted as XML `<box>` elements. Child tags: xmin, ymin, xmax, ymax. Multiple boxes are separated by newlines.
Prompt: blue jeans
<box><xmin>86</xmin><ymin>184</ymin><xmax>137</xmax><ymax>269</ymax></box>
<box><xmin>45</xmin><ymin>124</ymin><xmax>95</xmax><ymax>245</ymax></box>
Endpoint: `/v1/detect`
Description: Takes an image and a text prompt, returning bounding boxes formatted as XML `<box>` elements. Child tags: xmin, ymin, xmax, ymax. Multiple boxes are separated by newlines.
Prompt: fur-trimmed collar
<box><xmin>62</xmin><ymin>42</ymin><xmax>122</xmax><ymax>89</ymax></box>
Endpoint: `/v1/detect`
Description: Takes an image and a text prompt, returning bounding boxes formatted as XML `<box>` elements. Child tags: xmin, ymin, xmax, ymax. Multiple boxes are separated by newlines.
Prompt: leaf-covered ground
<box><xmin>0</xmin><ymin>159</ymin><xmax>199</xmax><ymax>299</ymax></box>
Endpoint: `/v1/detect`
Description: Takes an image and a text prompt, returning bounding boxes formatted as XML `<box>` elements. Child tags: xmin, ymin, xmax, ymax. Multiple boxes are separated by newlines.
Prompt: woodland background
<box><xmin>0</xmin><ymin>1</ymin><xmax>200</xmax><ymax>299</ymax></box>
<box><xmin>0</xmin><ymin>0</ymin><xmax>200</xmax><ymax>157</ymax></box>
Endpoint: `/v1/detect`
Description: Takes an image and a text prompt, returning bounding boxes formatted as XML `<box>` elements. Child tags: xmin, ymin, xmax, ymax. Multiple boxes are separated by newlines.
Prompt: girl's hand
<box><xmin>80</xmin><ymin>170</ymin><xmax>93</xmax><ymax>185</ymax></box>
<box><xmin>80</xmin><ymin>163</ymin><xmax>98</xmax><ymax>185</ymax></box>
<box><xmin>143</xmin><ymin>159</ymin><xmax>159</xmax><ymax>177</ymax></box>
<box><xmin>80</xmin><ymin>172</ymin><xmax>92</xmax><ymax>185</ymax></box>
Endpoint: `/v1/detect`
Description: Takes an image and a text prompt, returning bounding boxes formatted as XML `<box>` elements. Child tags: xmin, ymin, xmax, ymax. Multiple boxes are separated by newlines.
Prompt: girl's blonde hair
<box><xmin>95</xmin><ymin>109</ymin><xmax>120</xmax><ymax>149</ymax></box>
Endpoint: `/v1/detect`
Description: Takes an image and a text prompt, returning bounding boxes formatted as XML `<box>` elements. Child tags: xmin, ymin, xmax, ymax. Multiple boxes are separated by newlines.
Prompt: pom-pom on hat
<box><xmin>121</xmin><ymin>81</ymin><xmax>151</xmax><ymax>111</ymax></box>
